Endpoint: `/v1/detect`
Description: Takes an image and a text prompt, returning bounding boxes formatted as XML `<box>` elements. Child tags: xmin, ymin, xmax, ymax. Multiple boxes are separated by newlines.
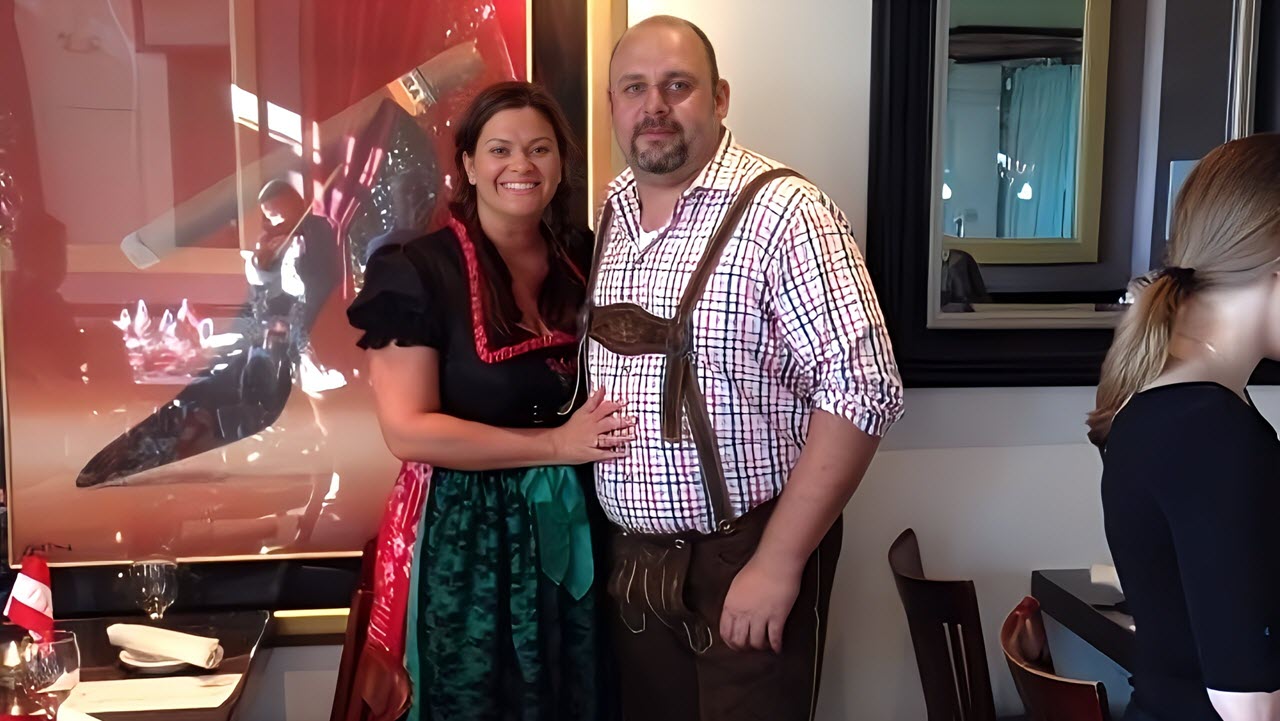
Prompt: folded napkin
<box><xmin>1090</xmin><ymin>563</ymin><xmax>1124</xmax><ymax>594</ymax></box>
<box><xmin>106</xmin><ymin>624</ymin><xmax>224</xmax><ymax>669</ymax></box>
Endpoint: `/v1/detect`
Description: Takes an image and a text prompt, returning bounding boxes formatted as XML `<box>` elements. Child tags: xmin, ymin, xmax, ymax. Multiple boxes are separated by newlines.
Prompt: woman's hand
<box><xmin>548</xmin><ymin>387</ymin><xmax>635</xmax><ymax>464</ymax></box>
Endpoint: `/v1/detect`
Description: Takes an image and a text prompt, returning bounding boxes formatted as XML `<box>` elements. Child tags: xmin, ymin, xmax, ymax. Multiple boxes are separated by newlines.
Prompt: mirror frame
<box><xmin>937</xmin><ymin>0</ymin><xmax>1112</xmax><ymax>266</ymax></box>
<box><xmin>866</xmin><ymin>0</ymin><xmax>1279</xmax><ymax>386</ymax></box>
<box><xmin>928</xmin><ymin>0</ymin><xmax>1123</xmax><ymax>330</ymax></box>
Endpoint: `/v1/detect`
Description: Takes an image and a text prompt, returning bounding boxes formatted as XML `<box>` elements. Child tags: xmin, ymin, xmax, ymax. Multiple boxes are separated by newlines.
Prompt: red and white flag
<box><xmin>4</xmin><ymin>553</ymin><xmax>53</xmax><ymax>640</ymax></box>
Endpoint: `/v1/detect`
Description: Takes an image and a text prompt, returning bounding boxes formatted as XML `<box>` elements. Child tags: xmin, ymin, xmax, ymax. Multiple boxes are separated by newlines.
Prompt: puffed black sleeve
<box><xmin>346</xmin><ymin>244</ymin><xmax>444</xmax><ymax>350</ymax></box>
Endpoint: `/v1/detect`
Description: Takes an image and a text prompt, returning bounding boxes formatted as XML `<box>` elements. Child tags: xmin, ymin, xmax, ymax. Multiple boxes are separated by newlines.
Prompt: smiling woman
<box><xmin>449</xmin><ymin>82</ymin><xmax>584</xmax><ymax>339</ymax></box>
<box><xmin>344</xmin><ymin>80</ymin><xmax>628</xmax><ymax>719</ymax></box>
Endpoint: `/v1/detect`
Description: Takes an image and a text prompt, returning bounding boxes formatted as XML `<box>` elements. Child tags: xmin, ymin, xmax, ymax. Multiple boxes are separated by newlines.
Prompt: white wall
<box><xmin>627</xmin><ymin>0</ymin><xmax>872</xmax><ymax>244</ymax></box>
<box><xmin>943</xmin><ymin>63</ymin><xmax>1002</xmax><ymax>238</ymax></box>
<box><xmin>16</xmin><ymin>0</ymin><xmax>174</xmax><ymax>247</ymax></box>
<box><xmin>627</xmin><ymin>2</ymin><xmax>1279</xmax><ymax>718</ymax></box>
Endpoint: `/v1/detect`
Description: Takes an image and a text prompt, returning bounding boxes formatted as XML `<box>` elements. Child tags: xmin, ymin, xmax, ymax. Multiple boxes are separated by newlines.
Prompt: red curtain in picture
<box><xmin>296</xmin><ymin>0</ymin><xmax>525</xmax><ymax>299</ymax></box>
<box><xmin>300</xmin><ymin>0</ymin><xmax>524</xmax><ymax>125</ymax></box>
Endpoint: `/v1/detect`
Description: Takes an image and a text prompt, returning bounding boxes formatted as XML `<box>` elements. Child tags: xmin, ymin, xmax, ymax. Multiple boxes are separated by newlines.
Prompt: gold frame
<box><xmin>937</xmin><ymin>0</ymin><xmax>1111</xmax><ymax>265</ymax></box>
<box><xmin>587</xmin><ymin>0</ymin><xmax>629</xmax><ymax>224</ymax></box>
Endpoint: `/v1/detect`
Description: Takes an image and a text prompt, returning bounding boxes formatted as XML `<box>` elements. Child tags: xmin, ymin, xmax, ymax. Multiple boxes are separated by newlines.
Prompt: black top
<box><xmin>1102</xmin><ymin>382</ymin><xmax>1280</xmax><ymax>720</ymax></box>
<box><xmin>346</xmin><ymin>223</ymin><xmax>591</xmax><ymax>429</ymax></box>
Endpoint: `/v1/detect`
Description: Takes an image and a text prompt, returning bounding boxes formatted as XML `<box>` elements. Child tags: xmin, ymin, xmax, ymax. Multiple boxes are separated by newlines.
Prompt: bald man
<box><xmin>582</xmin><ymin>15</ymin><xmax>904</xmax><ymax>720</ymax></box>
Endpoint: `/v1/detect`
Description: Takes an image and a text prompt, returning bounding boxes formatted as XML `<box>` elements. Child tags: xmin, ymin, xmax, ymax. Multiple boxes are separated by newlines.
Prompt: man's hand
<box><xmin>719</xmin><ymin>555</ymin><xmax>804</xmax><ymax>653</ymax></box>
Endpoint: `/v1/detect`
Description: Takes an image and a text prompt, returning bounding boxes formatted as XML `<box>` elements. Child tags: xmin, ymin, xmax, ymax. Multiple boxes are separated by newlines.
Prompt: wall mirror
<box><xmin>869</xmin><ymin>0</ymin><xmax>1273</xmax><ymax>384</ymax></box>
<box><xmin>929</xmin><ymin>0</ymin><xmax>1127</xmax><ymax>329</ymax></box>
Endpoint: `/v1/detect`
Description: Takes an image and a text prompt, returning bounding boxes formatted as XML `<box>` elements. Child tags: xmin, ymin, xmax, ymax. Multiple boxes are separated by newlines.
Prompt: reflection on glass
<box><xmin>2</xmin><ymin>0</ymin><xmax>532</xmax><ymax>564</ymax></box>
<box><xmin>16</xmin><ymin>631</ymin><xmax>80</xmax><ymax>719</ymax></box>
<box><xmin>128</xmin><ymin>560</ymin><xmax>179</xmax><ymax>620</ymax></box>
<box><xmin>930</xmin><ymin>0</ymin><xmax>1133</xmax><ymax>323</ymax></box>
<box><xmin>941</xmin><ymin>1</ymin><xmax>1085</xmax><ymax>240</ymax></box>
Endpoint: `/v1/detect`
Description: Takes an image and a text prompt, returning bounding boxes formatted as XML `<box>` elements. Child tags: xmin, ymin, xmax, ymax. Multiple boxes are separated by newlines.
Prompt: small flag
<box><xmin>4</xmin><ymin>553</ymin><xmax>53</xmax><ymax>640</ymax></box>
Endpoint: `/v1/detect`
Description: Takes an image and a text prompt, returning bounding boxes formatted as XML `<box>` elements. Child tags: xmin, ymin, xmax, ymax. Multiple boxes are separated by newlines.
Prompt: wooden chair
<box><xmin>1000</xmin><ymin>596</ymin><xmax>1111</xmax><ymax>721</ymax></box>
<box><xmin>330</xmin><ymin>540</ymin><xmax>412</xmax><ymax>721</ymax></box>
<box><xmin>888</xmin><ymin>528</ymin><xmax>998</xmax><ymax>721</ymax></box>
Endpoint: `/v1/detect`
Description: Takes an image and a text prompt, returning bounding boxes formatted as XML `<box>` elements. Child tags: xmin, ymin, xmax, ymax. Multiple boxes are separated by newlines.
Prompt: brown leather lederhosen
<box><xmin>581</xmin><ymin>167</ymin><xmax>801</xmax><ymax>533</ymax></box>
<box><xmin>581</xmin><ymin>168</ymin><xmax>804</xmax><ymax>650</ymax></box>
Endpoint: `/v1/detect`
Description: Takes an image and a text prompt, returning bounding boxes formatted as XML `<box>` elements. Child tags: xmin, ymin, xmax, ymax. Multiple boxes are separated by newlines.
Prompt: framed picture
<box><xmin>0</xmin><ymin>0</ymin><xmax>625</xmax><ymax>570</ymax></box>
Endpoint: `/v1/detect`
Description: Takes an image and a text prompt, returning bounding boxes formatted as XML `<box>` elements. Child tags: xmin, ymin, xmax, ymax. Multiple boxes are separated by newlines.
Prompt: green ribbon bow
<box><xmin>518</xmin><ymin>466</ymin><xmax>594</xmax><ymax>600</ymax></box>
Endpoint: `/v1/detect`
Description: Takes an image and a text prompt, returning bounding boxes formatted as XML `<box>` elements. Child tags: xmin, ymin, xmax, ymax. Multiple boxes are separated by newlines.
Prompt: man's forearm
<box><xmin>751</xmin><ymin>410</ymin><xmax>882</xmax><ymax>570</ymax></box>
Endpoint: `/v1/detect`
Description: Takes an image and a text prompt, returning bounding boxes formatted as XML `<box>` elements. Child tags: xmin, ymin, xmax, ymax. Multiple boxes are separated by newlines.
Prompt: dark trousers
<box><xmin>604</xmin><ymin>502</ymin><xmax>843</xmax><ymax>721</ymax></box>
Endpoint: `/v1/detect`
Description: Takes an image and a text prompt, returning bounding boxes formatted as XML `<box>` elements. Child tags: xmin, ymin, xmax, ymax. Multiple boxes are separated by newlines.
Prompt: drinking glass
<box><xmin>17</xmin><ymin>630</ymin><xmax>80</xmax><ymax>719</ymax></box>
<box><xmin>128</xmin><ymin>560</ymin><xmax>179</xmax><ymax>620</ymax></box>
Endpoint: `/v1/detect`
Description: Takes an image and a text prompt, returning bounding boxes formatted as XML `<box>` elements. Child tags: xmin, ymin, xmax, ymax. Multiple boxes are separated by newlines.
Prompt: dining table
<box><xmin>1031</xmin><ymin>568</ymin><xmax>1134</xmax><ymax>672</ymax></box>
<box><xmin>24</xmin><ymin>609</ymin><xmax>271</xmax><ymax>721</ymax></box>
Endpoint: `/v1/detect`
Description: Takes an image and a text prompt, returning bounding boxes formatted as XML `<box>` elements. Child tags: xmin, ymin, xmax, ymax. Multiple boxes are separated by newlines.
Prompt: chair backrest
<box><xmin>1000</xmin><ymin>596</ymin><xmax>1111</xmax><ymax>721</ymax></box>
<box><xmin>330</xmin><ymin>540</ymin><xmax>410</xmax><ymax>721</ymax></box>
<box><xmin>888</xmin><ymin>528</ymin><xmax>997</xmax><ymax>721</ymax></box>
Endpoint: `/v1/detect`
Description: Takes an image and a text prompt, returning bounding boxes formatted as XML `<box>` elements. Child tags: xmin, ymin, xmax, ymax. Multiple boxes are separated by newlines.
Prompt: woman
<box><xmin>347</xmin><ymin>81</ymin><xmax>630</xmax><ymax>720</ymax></box>
<box><xmin>1088</xmin><ymin>134</ymin><xmax>1280</xmax><ymax>721</ymax></box>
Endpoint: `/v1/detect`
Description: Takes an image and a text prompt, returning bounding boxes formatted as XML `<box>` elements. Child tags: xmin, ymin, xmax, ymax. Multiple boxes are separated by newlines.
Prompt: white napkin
<box><xmin>106</xmin><ymin>624</ymin><xmax>224</xmax><ymax>669</ymax></box>
<box><xmin>1090</xmin><ymin>563</ymin><xmax>1124</xmax><ymax>594</ymax></box>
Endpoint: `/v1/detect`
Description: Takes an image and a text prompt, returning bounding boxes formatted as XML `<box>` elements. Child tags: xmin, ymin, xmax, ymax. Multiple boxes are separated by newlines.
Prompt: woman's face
<box><xmin>463</xmin><ymin>107</ymin><xmax>562</xmax><ymax>227</ymax></box>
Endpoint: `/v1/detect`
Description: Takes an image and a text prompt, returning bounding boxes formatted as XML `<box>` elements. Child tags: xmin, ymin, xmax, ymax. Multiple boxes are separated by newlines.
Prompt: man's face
<box><xmin>609</xmin><ymin>23</ymin><xmax>728</xmax><ymax>181</ymax></box>
<box><xmin>260</xmin><ymin>194</ymin><xmax>304</xmax><ymax>228</ymax></box>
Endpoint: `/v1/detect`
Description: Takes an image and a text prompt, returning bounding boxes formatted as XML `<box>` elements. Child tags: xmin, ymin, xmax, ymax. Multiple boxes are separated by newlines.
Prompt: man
<box><xmin>584</xmin><ymin>15</ymin><xmax>904</xmax><ymax>720</ymax></box>
<box><xmin>252</xmin><ymin>179</ymin><xmax>341</xmax><ymax>338</ymax></box>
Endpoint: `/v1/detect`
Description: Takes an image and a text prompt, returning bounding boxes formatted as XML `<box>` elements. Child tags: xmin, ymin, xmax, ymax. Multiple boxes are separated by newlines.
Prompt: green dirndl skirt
<box><xmin>400</xmin><ymin>464</ymin><xmax>601</xmax><ymax>721</ymax></box>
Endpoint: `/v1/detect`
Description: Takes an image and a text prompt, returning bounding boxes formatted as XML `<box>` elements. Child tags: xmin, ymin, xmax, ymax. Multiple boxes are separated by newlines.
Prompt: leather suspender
<box><xmin>586</xmin><ymin>167</ymin><xmax>803</xmax><ymax>526</ymax></box>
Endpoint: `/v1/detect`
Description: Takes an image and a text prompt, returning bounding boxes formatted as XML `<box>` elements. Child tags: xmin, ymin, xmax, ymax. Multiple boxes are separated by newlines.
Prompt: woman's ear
<box><xmin>463</xmin><ymin>153</ymin><xmax>477</xmax><ymax>185</ymax></box>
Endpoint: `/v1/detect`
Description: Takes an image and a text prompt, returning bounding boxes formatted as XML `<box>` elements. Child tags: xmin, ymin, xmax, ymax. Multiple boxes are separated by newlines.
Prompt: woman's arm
<box><xmin>368</xmin><ymin>343</ymin><xmax>632</xmax><ymax>470</ymax></box>
<box><xmin>1208</xmin><ymin>690</ymin><xmax>1280</xmax><ymax>721</ymax></box>
<box><xmin>1159</xmin><ymin>408</ymin><xmax>1280</xmax><ymax>719</ymax></box>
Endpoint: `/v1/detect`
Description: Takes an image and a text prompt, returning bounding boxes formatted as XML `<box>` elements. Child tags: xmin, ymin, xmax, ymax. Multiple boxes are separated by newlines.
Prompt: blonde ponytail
<box><xmin>1088</xmin><ymin>133</ymin><xmax>1280</xmax><ymax>449</ymax></box>
<box><xmin>1087</xmin><ymin>271</ymin><xmax>1194</xmax><ymax>447</ymax></box>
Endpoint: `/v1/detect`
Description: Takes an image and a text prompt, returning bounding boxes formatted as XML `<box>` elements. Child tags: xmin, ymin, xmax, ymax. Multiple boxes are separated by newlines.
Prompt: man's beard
<box><xmin>629</xmin><ymin>118</ymin><xmax>688</xmax><ymax>175</ymax></box>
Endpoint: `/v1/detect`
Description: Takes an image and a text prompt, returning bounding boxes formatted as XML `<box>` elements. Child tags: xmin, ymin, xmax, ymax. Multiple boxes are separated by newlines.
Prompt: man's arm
<box><xmin>720</xmin><ymin>182</ymin><xmax>903</xmax><ymax>652</ymax></box>
<box><xmin>720</xmin><ymin>410</ymin><xmax>879</xmax><ymax>652</ymax></box>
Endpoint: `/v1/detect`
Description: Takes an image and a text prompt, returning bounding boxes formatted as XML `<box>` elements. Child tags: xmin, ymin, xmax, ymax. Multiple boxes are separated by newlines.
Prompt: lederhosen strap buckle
<box><xmin>583</xmin><ymin>167</ymin><xmax>802</xmax><ymax>529</ymax></box>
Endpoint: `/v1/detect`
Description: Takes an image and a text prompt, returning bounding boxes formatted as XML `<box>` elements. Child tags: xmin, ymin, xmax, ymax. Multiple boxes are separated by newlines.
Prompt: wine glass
<box><xmin>17</xmin><ymin>630</ymin><xmax>80</xmax><ymax>719</ymax></box>
<box><xmin>127</xmin><ymin>560</ymin><xmax>179</xmax><ymax>620</ymax></box>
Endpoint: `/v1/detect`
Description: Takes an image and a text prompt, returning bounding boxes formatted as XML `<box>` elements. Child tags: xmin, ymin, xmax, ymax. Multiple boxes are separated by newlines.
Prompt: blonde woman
<box><xmin>1089</xmin><ymin>133</ymin><xmax>1280</xmax><ymax>721</ymax></box>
